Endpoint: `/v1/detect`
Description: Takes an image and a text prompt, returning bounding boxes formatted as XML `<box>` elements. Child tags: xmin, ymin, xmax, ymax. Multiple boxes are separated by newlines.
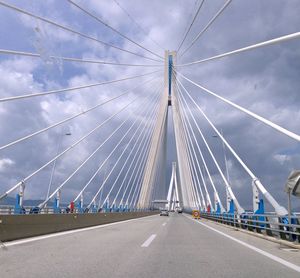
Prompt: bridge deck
<box><xmin>0</xmin><ymin>213</ymin><xmax>299</xmax><ymax>278</ymax></box>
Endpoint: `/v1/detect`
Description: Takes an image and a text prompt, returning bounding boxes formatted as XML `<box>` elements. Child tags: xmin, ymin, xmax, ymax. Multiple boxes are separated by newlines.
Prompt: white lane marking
<box><xmin>162</xmin><ymin>222</ymin><xmax>167</xmax><ymax>226</ymax></box>
<box><xmin>2</xmin><ymin>214</ymin><xmax>158</xmax><ymax>248</ymax></box>
<box><xmin>184</xmin><ymin>215</ymin><xmax>300</xmax><ymax>273</ymax></box>
<box><xmin>141</xmin><ymin>234</ymin><xmax>156</xmax><ymax>247</ymax></box>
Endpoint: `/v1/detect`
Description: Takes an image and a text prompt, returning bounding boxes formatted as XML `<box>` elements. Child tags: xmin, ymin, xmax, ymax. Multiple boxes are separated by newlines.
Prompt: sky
<box><xmin>0</xmin><ymin>0</ymin><xmax>299</xmax><ymax>211</ymax></box>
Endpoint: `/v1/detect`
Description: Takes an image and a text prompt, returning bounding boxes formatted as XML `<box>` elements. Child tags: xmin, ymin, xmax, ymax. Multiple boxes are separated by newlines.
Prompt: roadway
<box><xmin>0</xmin><ymin>213</ymin><xmax>300</xmax><ymax>278</ymax></box>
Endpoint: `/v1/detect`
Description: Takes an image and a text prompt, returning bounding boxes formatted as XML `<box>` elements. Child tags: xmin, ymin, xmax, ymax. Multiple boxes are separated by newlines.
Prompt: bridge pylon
<box><xmin>137</xmin><ymin>51</ymin><xmax>197</xmax><ymax>210</ymax></box>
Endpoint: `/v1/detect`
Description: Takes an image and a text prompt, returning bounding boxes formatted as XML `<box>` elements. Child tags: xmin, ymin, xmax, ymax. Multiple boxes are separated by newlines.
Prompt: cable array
<box><xmin>0</xmin><ymin>1</ymin><xmax>162</xmax><ymax>62</ymax></box>
<box><xmin>177</xmin><ymin>72</ymin><xmax>300</xmax><ymax>142</ymax></box>
<box><xmin>177</xmin><ymin>0</ymin><xmax>205</xmax><ymax>52</ymax></box>
<box><xmin>88</xmin><ymin>83</ymin><xmax>162</xmax><ymax>209</ymax></box>
<box><xmin>39</xmin><ymin>102</ymin><xmax>137</xmax><ymax>208</ymax></box>
<box><xmin>0</xmin><ymin>80</ymin><xmax>154</xmax><ymax>201</ymax></box>
<box><xmin>0</xmin><ymin>49</ymin><xmax>163</xmax><ymax>67</ymax></box>
<box><xmin>176</xmin><ymin>78</ymin><xmax>244</xmax><ymax>213</ymax></box>
<box><xmin>113</xmin><ymin>0</ymin><xmax>164</xmax><ymax>51</ymax></box>
<box><xmin>0</xmin><ymin>70</ymin><xmax>160</xmax><ymax>103</ymax></box>
<box><xmin>178</xmin><ymin>32</ymin><xmax>300</xmax><ymax>66</ymax></box>
<box><xmin>0</xmin><ymin>76</ymin><xmax>159</xmax><ymax>152</ymax></box>
<box><xmin>175</xmin><ymin>75</ymin><xmax>288</xmax><ymax>215</ymax></box>
<box><xmin>67</xmin><ymin>0</ymin><xmax>163</xmax><ymax>60</ymax></box>
<box><xmin>180</xmin><ymin>0</ymin><xmax>232</xmax><ymax>57</ymax></box>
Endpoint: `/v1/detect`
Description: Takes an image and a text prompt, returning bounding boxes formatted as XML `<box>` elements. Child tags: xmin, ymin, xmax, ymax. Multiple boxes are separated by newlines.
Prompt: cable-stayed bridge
<box><xmin>0</xmin><ymin>1</ymin><xmax>300</xmax><ymax>277</ymax></box>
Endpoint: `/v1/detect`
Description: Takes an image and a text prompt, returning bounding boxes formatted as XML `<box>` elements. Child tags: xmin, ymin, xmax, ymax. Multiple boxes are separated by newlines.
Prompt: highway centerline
<box><xmin>184</xmin><ymin>214</ymin><xmax>300</xmax><ymax>273</ymax></box>
<box><xmin>141</xmin><ymin>234</ymin><xmax>157</xmax><ymax>247</ymax></box>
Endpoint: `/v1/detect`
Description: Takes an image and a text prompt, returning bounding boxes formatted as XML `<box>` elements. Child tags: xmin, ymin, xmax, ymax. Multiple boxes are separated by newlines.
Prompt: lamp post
<box><xmin>213</xmin><ymin>130</ymin><xmax>231</xmax><ymax>211</ymax></box>
<box><xmin>212</xmin><ymin>131</ymin><xmax>229</xmax><ymax>182</ymax></box>
<box><xmin>46</xmin><ymin>130</ymin><xmax>71</xmax><ymax>210</ymax></box>
<box><xmin>284</xmin><ymin>170</ymin><xmax>300</xmax><ymax>240</ymax></box>
<box><xmin>100</xmin><ymin>166</ymin><xmax>108</xmax><ymax>205</ymax></box>
<box><xmin>98</xmin><ymin>164</ymin><xmax>109</xmax><ymax>211</ymax></box>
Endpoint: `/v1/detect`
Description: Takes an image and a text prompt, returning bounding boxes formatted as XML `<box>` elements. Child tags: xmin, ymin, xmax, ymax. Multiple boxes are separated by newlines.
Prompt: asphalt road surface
<box><xmin>1</xmin><ymin>213</ymin><xmax>300</xmax><ymax>278</ymax></box>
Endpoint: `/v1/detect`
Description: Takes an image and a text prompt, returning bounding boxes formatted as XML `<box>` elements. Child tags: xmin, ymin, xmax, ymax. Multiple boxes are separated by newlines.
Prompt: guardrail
<box><xmin>0</xmin><ymin>205</ymin><xmax>151</xmax><ymax>215</ymax></box>
<box><xmin>0</xmin><ymin>206</ymin><xmax>64</xmax><ymax>215</ymax></box>
<box><xmin>200</xmin><ymin>212</ymin><xmax>300</xmax><ymax>244</ymax></box>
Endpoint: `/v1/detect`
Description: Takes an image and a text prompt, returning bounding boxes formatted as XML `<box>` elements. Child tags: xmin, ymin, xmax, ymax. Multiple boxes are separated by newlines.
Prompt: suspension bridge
<box><xmin>0</xmin><ymin>0</ymin><xmax>300</xmax><ymax>277</ymax></box>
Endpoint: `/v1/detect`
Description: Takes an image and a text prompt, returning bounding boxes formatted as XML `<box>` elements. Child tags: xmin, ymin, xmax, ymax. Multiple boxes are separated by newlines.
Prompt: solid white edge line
<box><xmin>184</xmin><ymin>214</ymin><xmax>300</xmax><ymax>273</ymax></box>
<box><xmin>2</xmin><ymin>214</ymin><xmax>158</xmax><ymax>248</ymax></box>
<box><xmin>141</xmin><ymin>234</ymin><xmax>157</xmax><ymax>247</ymax></box>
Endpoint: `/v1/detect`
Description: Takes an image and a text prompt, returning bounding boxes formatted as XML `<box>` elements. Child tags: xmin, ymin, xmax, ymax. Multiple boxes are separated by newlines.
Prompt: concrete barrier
<box><xmin>0</xmin><ymin>211</ymin><xmax>158</xmax><ymax>242</ymax></box>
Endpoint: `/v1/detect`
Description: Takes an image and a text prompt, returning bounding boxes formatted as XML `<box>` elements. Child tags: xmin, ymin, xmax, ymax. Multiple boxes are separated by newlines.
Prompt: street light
<box><xmin>99</xmin><ymin>165</ymin><xmax>108</xmax><ymax>205</ymax></box>
<box><xmin>212</xmin><ymin>130</ymin><xmax>231</xmax><ymax>211</ymax></box>
<box><xmin>284</xmin><ymin>170</ymin><xmax>300</xmax><ymax>239</ymax></box>
<box><xmin>45</xmin><ymin>130</ymin><xmax>71</xmax><ymax>207</ymax></box>
<box><xmin>212</xmin><ymin>133</ymin><xmax>229</xmax><ymax>182</ymax></box>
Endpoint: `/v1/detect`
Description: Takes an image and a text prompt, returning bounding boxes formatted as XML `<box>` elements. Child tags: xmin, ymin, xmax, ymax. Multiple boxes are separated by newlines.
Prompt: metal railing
<box><xmin>0</xmin><ymin>205</ymin><xmax>154</xmax><ymax>215</ymax></box>
<box><xmin>0</xmin><ymin>205</ymin><xmax>68</xmax><ymax>214</ymax></box>
<box><xmin>200</xmin><ymin>212</ymin><xmax>300</xmax><ymax>244</ymax></box>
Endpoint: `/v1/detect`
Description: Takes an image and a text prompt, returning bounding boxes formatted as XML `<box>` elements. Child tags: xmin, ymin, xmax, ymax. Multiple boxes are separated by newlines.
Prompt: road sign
<box><xmin>192</xmin><ymin>210</ymin><xmax>200</xmax><ymax>219</ymax></box>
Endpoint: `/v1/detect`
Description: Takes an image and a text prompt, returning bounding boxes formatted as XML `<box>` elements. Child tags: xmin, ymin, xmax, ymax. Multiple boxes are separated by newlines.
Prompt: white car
<box><xmin>177</xmin><ymin>207</ymin><xmax>183</xmax><ymax>213</ymax></box>
<box><xmin>160</xmin><ymin>209</ymin><xmax>169</xmax><ymax>216</ymax></box>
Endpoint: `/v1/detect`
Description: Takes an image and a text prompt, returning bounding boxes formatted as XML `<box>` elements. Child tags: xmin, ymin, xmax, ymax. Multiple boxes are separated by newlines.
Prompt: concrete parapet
<box><xmin>0</xmin><ymin>211</ymin><xmax>158</xmax><ymax>242</ymax></box>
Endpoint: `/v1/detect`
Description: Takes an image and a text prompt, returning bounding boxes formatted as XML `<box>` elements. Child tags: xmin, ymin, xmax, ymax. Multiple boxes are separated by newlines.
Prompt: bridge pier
<box><xmin>14</xmin><ymin>181</ymin><xmax>25</xmax><ymax>214</ymax></box>
<box><xmin>53</xmin><ymin>189</ymin><xmax>61</xmax><ymax>214</ymax></box>
<box><xmin>76</xmin><ymin>194</ymin><xmax>84</xmax><ymax>213</ymax></box>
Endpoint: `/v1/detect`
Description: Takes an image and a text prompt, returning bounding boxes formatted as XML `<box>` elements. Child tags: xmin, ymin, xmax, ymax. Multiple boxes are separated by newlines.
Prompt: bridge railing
<box><xmin>0</xmin><ymin>205</ymin><xmax>69</xmax><ymax>215</ymax></box>
<box><xmin>200</xmin><ymin>212</ymin><xmax>300</xmax><ymax>244</ymax></box>
<box><xmin>0</xmin><ymin>205</ymin><xmax>152</xmax><ymax>215</ymax></box>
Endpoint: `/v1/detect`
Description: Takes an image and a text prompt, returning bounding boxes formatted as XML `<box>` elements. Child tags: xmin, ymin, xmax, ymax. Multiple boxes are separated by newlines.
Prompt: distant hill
<box><xmin>0</xmin><ymin>196</ymin><xmax>67</xmax><ymax>207</ymax></box>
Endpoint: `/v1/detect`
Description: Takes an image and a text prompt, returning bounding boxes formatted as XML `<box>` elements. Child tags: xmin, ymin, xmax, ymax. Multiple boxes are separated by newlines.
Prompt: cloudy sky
<box><xmin>0</xmin><ymin>0</ymin><xmax>299</xmax><ymax>211</ymax></box>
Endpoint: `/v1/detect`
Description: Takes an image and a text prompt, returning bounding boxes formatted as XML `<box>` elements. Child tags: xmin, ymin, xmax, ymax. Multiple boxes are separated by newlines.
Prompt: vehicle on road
<box><xmin>160</xmin><ymin>209</ymin><xmax>169</xmax><ymax>216</ymax></box>
<box><xmin>176</xmin><ymin>207</ymin><xmax>183</xmax><ymax>213</ymax></box>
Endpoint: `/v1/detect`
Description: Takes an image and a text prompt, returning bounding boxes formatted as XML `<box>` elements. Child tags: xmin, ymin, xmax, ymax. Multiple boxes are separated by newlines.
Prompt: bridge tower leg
<box><xmin>170</xmin><ymin>51</ymin><xmax>197</xmax><ymax>210</ymax></box>
<box><xmin>137</xmin><ymin>51</ymin><xmax>169</xmax><ymax>209</ymax></box>
<box><xmin>167</xmin><ymin>162</ymin><xmax>178</xmax><ymax>210</ymax></box>
<box><xmin>167</xmin><ymin>167</ymin><xmax>180</xmax><ymax>211</ymax></box>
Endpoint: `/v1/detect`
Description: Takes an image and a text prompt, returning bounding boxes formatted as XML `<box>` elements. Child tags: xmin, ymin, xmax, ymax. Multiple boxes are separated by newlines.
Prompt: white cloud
<box><xmin>273</xmin><ymin>154</ymin><xmax>291</xmax><ymax>165</ymax></box>
<box><xmin>0</xmin><ymin>158</ymin><xmax>15</xmax><ymax>172</ymax></box>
